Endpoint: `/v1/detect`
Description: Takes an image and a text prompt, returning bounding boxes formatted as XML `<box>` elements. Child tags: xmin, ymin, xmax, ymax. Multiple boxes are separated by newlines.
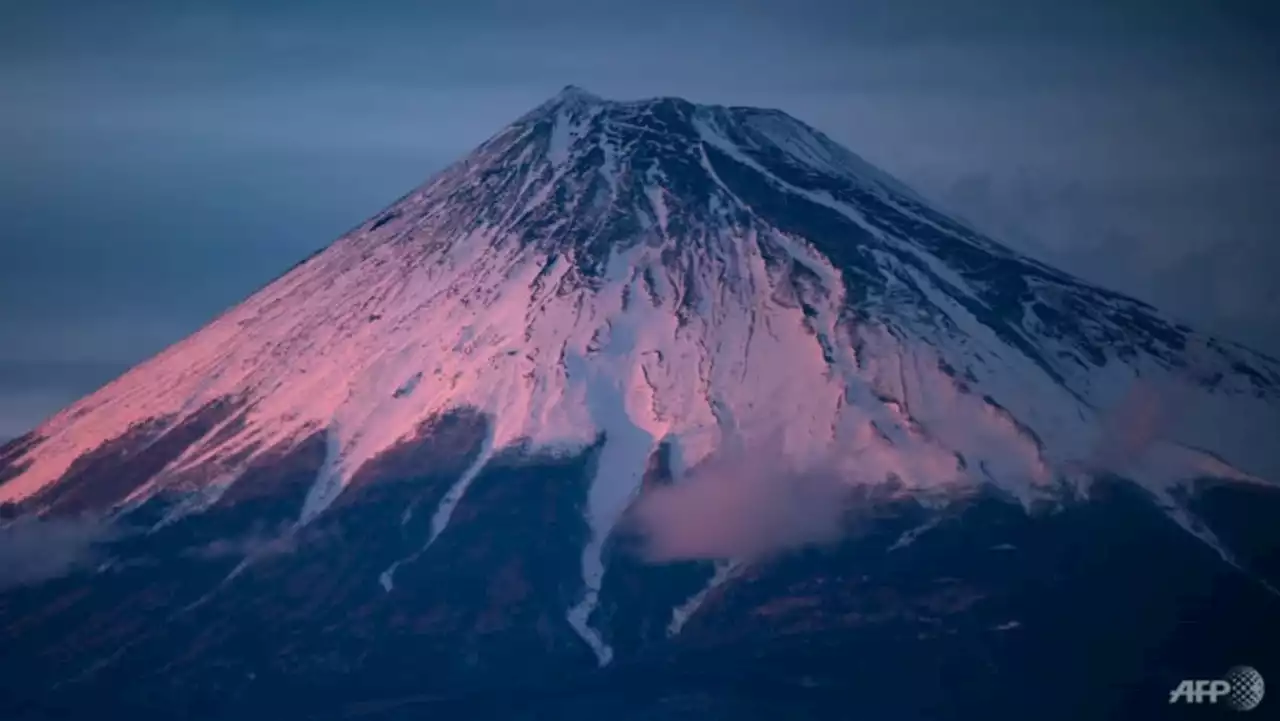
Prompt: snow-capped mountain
<box><xmin>2</xmin><ymin>86</ymin><xmax>1278</xmax><ymax>721</ymax></box>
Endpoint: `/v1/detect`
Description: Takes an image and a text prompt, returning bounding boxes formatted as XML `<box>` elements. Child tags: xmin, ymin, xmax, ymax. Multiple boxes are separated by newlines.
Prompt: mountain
<box><xmin>2</xmin><ymin>86</ymin><xmax>1278</xmax><ymax>720</ymax></box>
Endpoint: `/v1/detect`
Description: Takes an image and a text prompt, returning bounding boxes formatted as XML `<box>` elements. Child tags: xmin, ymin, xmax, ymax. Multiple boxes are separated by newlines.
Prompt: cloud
<box><xmin>184</xmin><ymin>522</ymin><xmax>299</xmax><ymax>561</ymax></box>
<box><xmin>0</xmin><ymin>515</ymin><xmax>122</xmax><ymax>590</ymax></box>
<box><xmin>0</xmin><ymin>510</ymin><xmax>305</xmax><ymax>592</ymax></box>
<box><xmin>625</xmin><ymin>437</ymin><xmax>854</xmax><ymax>563</ymax></box>
<box><xmin>1090</xmin><ymin>379</ymin><xmax>1167</xmax><ymax>475</ymax></box>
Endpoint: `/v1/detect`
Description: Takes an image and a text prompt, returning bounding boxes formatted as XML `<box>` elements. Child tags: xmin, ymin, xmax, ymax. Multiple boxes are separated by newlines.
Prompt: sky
<box><xmin>0</xmin><ymin>0</ymin><xmax>1277</xmax><ymax>439</ymax></box>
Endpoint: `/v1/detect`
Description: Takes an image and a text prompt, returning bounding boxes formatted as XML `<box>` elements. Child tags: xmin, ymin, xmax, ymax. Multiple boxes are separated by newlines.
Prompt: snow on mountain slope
<box><xmin>2</xmin><ymin>86</ymin><xmax>1279</xmax><ymax>660</ymax></box>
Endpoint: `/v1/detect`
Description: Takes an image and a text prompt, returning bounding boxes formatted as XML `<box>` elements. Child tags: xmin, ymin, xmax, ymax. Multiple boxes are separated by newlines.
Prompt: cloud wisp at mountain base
<box><xmin>627</xmin><ymin>438</ymin><xmax>855</xmax><ymax>563</ymax></box>
<box><xmin>0</xmin><ymin>515</ymin><xmax>121</xmax><ymax>591</ymax></box>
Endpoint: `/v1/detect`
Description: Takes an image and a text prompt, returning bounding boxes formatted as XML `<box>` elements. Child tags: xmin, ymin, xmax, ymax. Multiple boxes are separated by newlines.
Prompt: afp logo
<box><xmin>1169</xmin><ymin>666</ymin><xmax>1266</xmax><ymax>712</ymax></box>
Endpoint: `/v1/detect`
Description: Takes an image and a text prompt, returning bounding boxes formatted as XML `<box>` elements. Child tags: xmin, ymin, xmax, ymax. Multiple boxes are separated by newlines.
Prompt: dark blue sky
<box><xmin>1</xmin><ymin>0</ymin><xmax>1278</xmax><ymax>438</ymax></box>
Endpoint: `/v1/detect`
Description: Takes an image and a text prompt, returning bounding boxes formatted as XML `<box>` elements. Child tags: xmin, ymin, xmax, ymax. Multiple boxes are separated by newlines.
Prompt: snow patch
<box><xmin>546</xmin><ymin>108</ymin><xmax>574</xmax><ymax>167</ymax></box>
<box><xmin>426</xmin><ymin>428</ymin><xmax>496</xmax><ymax>547</ymax></box>
<box><xmin>668</xmin><ymin>560</ymin><xmax>739</xmax><ymax>637</ymax></box>
<box><xmin>887</xmin><ymin>516</ymin><xmax>944</xmax><ymax>551</ymax></box>
<box><xmin>298</xmin><ymin>426</ymin><xmax>345</xmax><ymax>526</ymax></box>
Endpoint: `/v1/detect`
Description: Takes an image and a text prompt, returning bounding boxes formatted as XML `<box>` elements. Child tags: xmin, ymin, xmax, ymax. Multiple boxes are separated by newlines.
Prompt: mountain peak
<box><xmin>555</xmin><ymin>84</ymin><xmax>599</xmax><ymax>100</ymax></box>
<box><xmin>531</xmin><ymin>84</ymin><xmax>604</xmax><ymax>115</ymax></box>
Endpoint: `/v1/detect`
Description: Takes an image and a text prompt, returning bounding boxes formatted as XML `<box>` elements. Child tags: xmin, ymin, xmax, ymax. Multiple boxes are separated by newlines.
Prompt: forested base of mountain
<box><xmin>3</xmin><ymin>476</ymin><xmax>1276</xmax><ymax>721</ymax></box>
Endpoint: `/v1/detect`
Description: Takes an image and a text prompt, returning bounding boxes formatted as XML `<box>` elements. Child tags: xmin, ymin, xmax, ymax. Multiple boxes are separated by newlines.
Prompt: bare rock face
<box><xmin>2</xmin><ymin>87</ymin><xmax>1278</xmax><ymax>721</ymax></box>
